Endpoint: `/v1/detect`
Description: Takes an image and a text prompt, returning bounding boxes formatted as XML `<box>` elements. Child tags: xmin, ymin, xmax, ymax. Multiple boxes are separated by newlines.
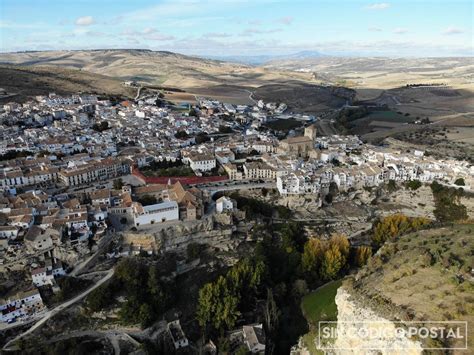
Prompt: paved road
<box><xmin>134</xmin><ymin>86</ymin><xmax>143</xmax><ymax>101</ymax></box>
<box><xmin>3</xmin><ymin>269</ymin><xmax>114</xmax><ymax>351</ymax></box>
<box><xmin>244</xmin><ymin>89</ymin><xmax>257</xmax><ymax>105</ymax></box>
<box><xmin>46</xmin><ymin>329</ymin><xmax>140</xmax><ymax>355</ymax></box>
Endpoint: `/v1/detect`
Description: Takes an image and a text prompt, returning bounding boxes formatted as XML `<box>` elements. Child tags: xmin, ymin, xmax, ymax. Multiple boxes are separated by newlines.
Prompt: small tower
<box><xmin>304</xmin><ymin>124</ymin><xmax>317</xmax><ymax>140</ymax></box>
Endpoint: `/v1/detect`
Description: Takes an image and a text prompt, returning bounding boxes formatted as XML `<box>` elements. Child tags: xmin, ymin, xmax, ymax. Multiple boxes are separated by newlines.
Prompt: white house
<box><xmin>0</xmin><ymin>289</ymin><xmax>45</xmax><ymax>323</ymax></box>
<box><xmin>277</xmin><ymin>173</ymin><xmax>320</xmax><ymax>195</ymax></box>
<box><xmin>31</xmin><ymin>259</ymin><xmax>65</xmax><ymax>287</ymax></box>
<box><xmin>216</xmin><ymin>196</ymin><xmax>233</xmax><ymax>213</ymax></box>
<box><xmin>188</xmin><ymin>154</ymin><xmax>216</xmax><ymax>172</ymax></box>
<box><xmin>133</xmin><ymin>201</ymin><xmax>179</xmax><ymax>227</ymax></box>
<box><xmin>215</xmin><ymin>150</ymin><xmax>235</xmax><ymax>165</ymax></box>
<box><xmin>0</xmin><ymin>225</ymin><xmax>19</xmax><ymax>239</ymax></box>
<box><xmin>31</xmin><ymin>267</ymin><xmax>55</xmax><ymax>287</ymax></box>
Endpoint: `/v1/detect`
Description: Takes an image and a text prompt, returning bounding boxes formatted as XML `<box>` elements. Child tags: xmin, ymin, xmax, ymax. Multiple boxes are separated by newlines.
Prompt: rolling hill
<box><xmin>0</xmin><ymin>49</ymin><xmax>315</xmax><ymax>90</ymax></box>
<box><xmin>0</xmin><ymin>65</ymin><xmax>135</xmax><ymax>103</ymax></box>
<box><xmin>264</xmin><ymin>56</ymin><xmax>474</xmax><ymax>92</ymax></box>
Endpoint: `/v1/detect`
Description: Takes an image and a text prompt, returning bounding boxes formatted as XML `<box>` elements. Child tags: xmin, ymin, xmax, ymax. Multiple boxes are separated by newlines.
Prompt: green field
<box><xmin>301</xmin><ymin>279</ymin><xmax>342</xmax><ymax>324</ymax></box>
<box><xmin>366</xmin><ymin>110</ymin><xmax>413</xmax><ymax>123</ymax></box>
<box><xmin>300</xmin><ymin>279</ymin><xmax>342</xmax><ymax>354</ymax></box>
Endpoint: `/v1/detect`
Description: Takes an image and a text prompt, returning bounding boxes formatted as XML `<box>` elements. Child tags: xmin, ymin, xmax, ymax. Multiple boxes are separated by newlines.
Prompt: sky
<box><xmin>0</xmin><ymin>0</ymin><xmax>473</xmax><ymax>57</ymax></box>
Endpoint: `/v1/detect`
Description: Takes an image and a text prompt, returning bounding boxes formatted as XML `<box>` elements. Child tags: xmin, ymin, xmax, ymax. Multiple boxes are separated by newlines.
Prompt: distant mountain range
<box><xmin>204</xmin><ymin>50</ymin><xmax>327</xmax><ymax>65</ymax></box>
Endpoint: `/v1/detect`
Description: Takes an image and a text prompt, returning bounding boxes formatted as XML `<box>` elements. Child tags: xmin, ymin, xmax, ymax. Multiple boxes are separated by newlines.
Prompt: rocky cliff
<box><xmin>331</xmin><ymin>287</ymin><xmax>422</xmax><ymax>354</ymax></box>
<box><xmin>328</xmin><ymin>224</ymin><xmax>473</xmax><ymax>353</ymax></box>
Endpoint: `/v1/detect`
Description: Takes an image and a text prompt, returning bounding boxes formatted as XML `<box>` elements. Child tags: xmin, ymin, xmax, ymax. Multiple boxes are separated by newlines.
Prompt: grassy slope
<box><xmin>0</xmin><ymin>50</ymin><xmax>315</xmax><ymax>90</ymax></box>
<box><xmin>0</xmin><ymin>65</ymin><xmax>135</xmax><ymax>102</ymax></box>
<box><xmin>300</xmin><ymin>279</ymin><xmax>343</xmax><ymax>354</ymax></box>
<box><xmin>301</xmin><ymin>280</ymin><xmax>343</xmax><ymax>324</ymax></box>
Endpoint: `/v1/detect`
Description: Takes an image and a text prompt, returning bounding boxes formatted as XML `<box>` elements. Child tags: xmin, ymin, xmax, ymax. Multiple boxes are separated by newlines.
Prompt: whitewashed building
<box><xmin>216</xmin><ymin>196</ymin><xmax>233</xmax><ymax>213</ymax></box>
<box><xmin>132</xmin><ymin>201</ymin><xmax>179</xmax><ymax>227</ymax></box>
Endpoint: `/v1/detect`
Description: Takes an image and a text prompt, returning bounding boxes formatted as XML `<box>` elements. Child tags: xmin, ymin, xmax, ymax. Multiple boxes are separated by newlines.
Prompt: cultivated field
<box><xmin>0</xmin><ymin>49</ymin><xmax>315</xmax><ymax>96</ymax></box>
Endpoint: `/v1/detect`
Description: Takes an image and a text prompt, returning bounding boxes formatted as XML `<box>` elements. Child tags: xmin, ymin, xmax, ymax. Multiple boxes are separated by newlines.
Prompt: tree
<box><xmin>85</xmin><ymin>283</ymin><xmax>113</xmax><ymax>312</ymax></box>
<box><xmin>320</xmin><ymin>245</ymin><xmax>344</xmax><ymax>281</ymax></box>
<box><xmin>174</xmin><ymin>130</ymin><xmax>188</xmax><ymax>139</ymax></box>
<box><xmin>235</xmin><ymin>346</ymin><xmax>250</xmax><ymax>355</ymax></box>
<box><xmin>301</xmin><ymin>238</ymin><xmax>325</xmax><ymax>282</ymax></box>
<box><xmin>196</xmin><ymin>259</ymin><xmax>265</xmax><ymax>333</ymax></box>
<box><xmin>406</xmin><ymin>179</ymin><xmax>422</xmax><ymax>190</ymax></box>
<box><xmin>138</xmin><ymin>194</ymin><xmax>157</xmax><ymax>206</ymax></box>
<box><xmin>454</xmin><ymin>178</ymin><xmax>465</xmax><ymax>186</ymax></box>
<box><xmin>430</xmin><ymin>182</ymin><xmax>467</xmax><ymax>223</ymax></box>
<box><xmin>138</xmin><ymin>303</ymin><xmax>153</xmax><ymax>327</ymax></box>
<box><xmin>354</xmin><ymin>246</ymin><xmax>372</xmax><ymax>267</ymax></box>
<box><xmin>329</xmin><ymin>234</ymin><xmax>350</xmax><ymax>263</ymax></box>
<box><xmin>92</xmin><ymin>121</ymin><xmax>109</xmax><ymax>132</ymax></box>
<box><xmin>197</xmin><ymin>276</ymin><xmax>240</xmax><ymax>331</ymax></box>
<box><xmin>196</xmin><ymin>283</ymin><xmax>216</xmax><ymax>329</ymax></box>
<box><xmin>195</xmin><ymin>132</ymin><xmax>210</xmax><ymax>144</ymax></box>
<box><xmin>113</xmin><ymin>178</ymin><xmax>124</xmax><ymax>190</ymax></box>
<box><xmin>0</xmin><ymin>150</ymin><xmax>34</xmax><ymax>161</ymax></box>
<box><xmin>292</xmin><ymin>279</ymin><xmax>308</xmax><ymax>299</ymax></box>
<box><xmin>219</xmin><ymin>125</ymin><xmax>233</xmax><ymax>134</ymax></box>
<box><xmin>387</xmin><ymin>179</ymin><xmax>397</xmax><ymax>192</ymax></box>
<box><xmin>187</xmin><ymin>242</ymin><xmax>203</xmax><ymax>260</ymax></box>
<box><xmin>263</xmin><ymin>289</ymin><xmax>279</xmax><ymax>353</ymax></box>
<box><xmin>372</xmin><ymin>214</ymin><xmax>430</xmax><ymax>246</ymax></box>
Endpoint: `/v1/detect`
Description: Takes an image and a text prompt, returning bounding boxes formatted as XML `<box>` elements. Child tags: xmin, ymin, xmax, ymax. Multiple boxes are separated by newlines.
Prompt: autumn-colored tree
<box><xmin>301</xmin><ymin>237</ymin><xmax>325</xmax><ymax>282</ymax></box>
<box><xmin>329</xmin><ymin>234</ymin><xmax>350</xmax><ymax>262</ymax></box>
<box><xmin>320</xmin><ymin>245</ymin><xmax>344</xmax><ymax>280</ymax></box>
<box><xmin>372</xmin><ymin>214</ymin><xmax>430</xmax><ymax>246</ymax></box>
<box><xmin>354</xmin><ymin>246</ymin><xmax>372</xmax><ymax>267</ymax></box>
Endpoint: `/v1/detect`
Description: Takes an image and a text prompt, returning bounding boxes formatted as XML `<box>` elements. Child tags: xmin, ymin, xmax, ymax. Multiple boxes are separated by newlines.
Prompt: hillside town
<box><xmin>0</xmin><ymin>92</ymin><xmax>472</xmax><ymax>352</ymax></box>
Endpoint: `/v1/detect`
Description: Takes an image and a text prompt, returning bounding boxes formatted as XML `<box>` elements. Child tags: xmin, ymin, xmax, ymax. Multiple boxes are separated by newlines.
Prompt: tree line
<box><xmin>85</xmin><ymin>258</ymin><xmax>175</xmax><ymax>328</ymax></box>
<box><xmin>196</xmin><ymin>221</ymin><xmax>372</xmax><ymax>351</ymax></box>
<box><xmin>372</xmin><ymin>214</ymin><xmax>431</xmax><ymax>247</ymax></box>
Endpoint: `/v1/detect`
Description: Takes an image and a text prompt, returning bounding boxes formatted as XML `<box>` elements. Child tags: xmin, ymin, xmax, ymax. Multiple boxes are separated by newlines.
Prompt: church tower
<box><xmin>304</xmin><ymin>124</ymin><xmax>317</xmax><ymax>140</ymax></box>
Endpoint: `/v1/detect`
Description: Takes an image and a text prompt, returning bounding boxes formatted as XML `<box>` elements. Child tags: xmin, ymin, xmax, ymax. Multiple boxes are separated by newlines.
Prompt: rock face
<box><xmin>153</xmin><ymin>216</ymin><xmax>235</xmax><ymax>252</ymax></box>
<box><xmin>331</xmin><ymin>287</ymin><xmax>422</xmax><ymax>355</ymax></box>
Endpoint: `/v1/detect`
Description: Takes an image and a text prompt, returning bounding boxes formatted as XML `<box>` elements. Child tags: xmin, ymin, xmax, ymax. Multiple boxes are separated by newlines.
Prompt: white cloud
<box><xmin>240</xmin><ymin>28</ymin><xmax>283</xmax><ymax>36</ymax></box>
<box><xmin>393</xmin><ymin>28</ymin><xmax>408</xmax><ymax>34</ymax></box>
<box><xmin>121</xmin><ymin>27</ymin><xmax>175</xmax><ymax>41</ymax></box>
<box><xmin>203</xmin><ymin>32</ymin><xmax>233</xmax><ymax>38</ymax></box>
<box><xmin>442</xmin><ymin>27</ymin><xmax>464</xmax><ymax>35</ymax></box>
<box><xmin>277</xmin><ymin>16</ymin><xmax>293</xmax><ymax>25</ymax></box>
<box><xmin>368</xmin><ymin>26</ymin><xmax>383</xmax><ymax>32</ymax></box>
<box><xmin>143</xmin><ymin>27</ymin><xmax>157</xmax><ymax>35</ymax></box>
<box><xmin>248</xmin><ymin>20</ymin><xmax>262</xmax><ymax>26</ymax></box>
<box><xmin>75</xmin><ymin>16</ymin><xmax>95</xmax><ymax>26</ymax></box>
<box><xmin>365</xmin><ymin>3</ymin><xmax>391</xmax><ymax>10</ymax></box>
<box><xmin>146</xmin><ymin>33</ymin><xmax>175</xmax><ymax>41</ymax></box>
